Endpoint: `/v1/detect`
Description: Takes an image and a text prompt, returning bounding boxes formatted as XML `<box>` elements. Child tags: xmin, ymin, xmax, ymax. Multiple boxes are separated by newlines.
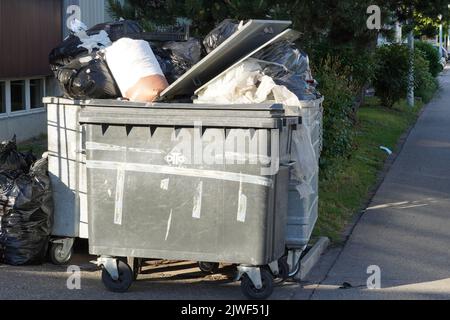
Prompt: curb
<box><xmin>295</xmin><ymin>237</ymin><xmax>330</xmax><ymax>281</ymax></box>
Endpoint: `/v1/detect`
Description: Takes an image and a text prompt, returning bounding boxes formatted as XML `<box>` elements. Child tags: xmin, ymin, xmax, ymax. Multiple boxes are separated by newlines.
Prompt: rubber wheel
<box><xmin>49</xmin><ymin>242</ymin><xmax>73</xmax><ymax>265</ymax></box>
<box><xmin>198</xmin><ymin>261</ymin><xmax>220</xmax><ymax>274</ymax></box>
<box><xmin>101</xmin><ymin>260</ymin><xmax>133</xmax><ymax>293</ymax></box>
<box><xmin>274</xmin><ymin>257</ymin><xmax>290</xmax><ymax>284</ymax></box>
<box><xmin>240</xmin><ymin>268</ymin><xmax>274</xmax><ymax>300</ymax></box>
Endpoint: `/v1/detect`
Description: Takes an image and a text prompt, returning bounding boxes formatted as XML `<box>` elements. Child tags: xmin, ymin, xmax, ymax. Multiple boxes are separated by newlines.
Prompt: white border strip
<box><xmin>86</xmin><ymin>160</ymin><xmax>273</xmax><ymax>187</ymax></box>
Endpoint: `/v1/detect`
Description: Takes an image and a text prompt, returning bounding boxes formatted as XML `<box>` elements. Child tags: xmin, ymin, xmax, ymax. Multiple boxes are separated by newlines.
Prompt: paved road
<box><xmin>1</xmin><ymin>68</ymin><xmax>449</xmax><ymax>300</ymax></box>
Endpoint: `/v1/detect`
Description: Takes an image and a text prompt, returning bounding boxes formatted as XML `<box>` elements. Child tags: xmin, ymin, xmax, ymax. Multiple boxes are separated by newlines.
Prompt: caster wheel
<box><xmin>273</xmin><ymin>257</ymin><xmax>290</xmax><ymax>284</ymax></box>
<box><xmin>101</xmin><ymin>260</ymin><xmax>133</xmax><ymax>293</ymax></box>
<box><xmin>198</xmin><ymin>261</ymin><xmax>219</xmax><ymax>274</ymax></box>
<box><xmin>49</xmin><ymin>242</ymin><xmax>73</xmax><ymax>265</ymax></box>
<box><xmin>127</xmin><ymin>257</ymin><xmax>142</xmax><ymax>280</ymax></box>
<box><xmin>240</xmin><ymin>268</ymin><xmax>274</xmax><ymax>300</ymax></box>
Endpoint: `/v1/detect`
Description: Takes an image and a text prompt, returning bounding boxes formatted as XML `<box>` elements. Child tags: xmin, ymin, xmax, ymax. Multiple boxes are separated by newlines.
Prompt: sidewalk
<box><xmin>300</xmin><ymin>67</ymin><xmax>450</xmax><ymax>300</ymax></box>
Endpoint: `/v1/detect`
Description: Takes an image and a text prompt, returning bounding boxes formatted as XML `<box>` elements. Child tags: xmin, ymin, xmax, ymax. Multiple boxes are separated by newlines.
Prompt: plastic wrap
<box><xmin>195</xmin><ymin>60</ymin><xmax>303</xmax><ymax>106</ymax></box>
<box><xmin>203</xmin><ymin>19</ymin><xmax>243</xmax><ymax>54</ymax></box>
<box><xmin>56</xmin><ymin>53</ymin><xmax>121</xmax><ymax>100</ymax></box>
<box><xmin>0</xmin><ymin>153</ymin><xmax>53</xmax><ymax>266</ymax></box>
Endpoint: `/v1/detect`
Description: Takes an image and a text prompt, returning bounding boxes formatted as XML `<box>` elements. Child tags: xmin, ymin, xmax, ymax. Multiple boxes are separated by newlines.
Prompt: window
<box><xmin>30</xmin><ymin>79</ymin><xmax>44</xmax><ymax>109</ymax></box>
<box><xmin>11</xmin><ymin>80</ymin><xmax>25</xmax><ymax>112</ymax></box>
<box><xmin>0</xmin><ymin>82</ymin><xmax>5</xmax><ymax>114</ymax></box>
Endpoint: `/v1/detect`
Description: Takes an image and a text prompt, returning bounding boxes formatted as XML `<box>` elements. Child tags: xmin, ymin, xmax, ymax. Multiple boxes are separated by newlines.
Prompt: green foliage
<box><xmin>415</xmin><ymin>41</ymin><xmax>443</xmax><ymax>77</ymax></box>
<box><xmin>414</xmin><ymin>49</ymin><xmax>439</xmax><ymax>103</ymax></box>
<box><xmin>315</xmin><ymin>58</ymin><xmax>356</xmax><ymax>169</ymax></box>
<box><xmin>373</xmin><ymin>44</ymin><xmax>410</xmax><ymax>108</ymax></box>
<box><xmin>373</xmin><ymin>43</ymin><xmax>439</xmax><ymax>108</ymax></box>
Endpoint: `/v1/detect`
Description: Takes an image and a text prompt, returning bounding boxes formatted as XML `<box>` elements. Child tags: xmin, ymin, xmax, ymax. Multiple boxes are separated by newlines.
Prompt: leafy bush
<box><xmin>315</xmin><ymin>57</ymin><xmax>356</xmax><ymax>169</ymax></box>
<box><xmin>373</xmin><ymin>44</ymin><xmax>438</xmax><ymax>108</ymax></box>
<box><xmin>373</xmin><ymin>44</ymin><xmax>410</xmax><ymax>108</ymax></box>
<box><xmin>415</xmin><ymin>41</ymin><xmax>443</xmax><ymax>77</ymax></box>
<box><xmin>414</xmin><ymin>50</ymin><xmax>439</xmax><ymax>103</ymax></box>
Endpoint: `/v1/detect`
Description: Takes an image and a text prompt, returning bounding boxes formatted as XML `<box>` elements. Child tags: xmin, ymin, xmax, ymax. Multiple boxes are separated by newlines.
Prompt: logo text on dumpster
<box><xmin>164</xmin><ymin>121</ymin><xmax>280</xmax><ymax>175</ymax></box>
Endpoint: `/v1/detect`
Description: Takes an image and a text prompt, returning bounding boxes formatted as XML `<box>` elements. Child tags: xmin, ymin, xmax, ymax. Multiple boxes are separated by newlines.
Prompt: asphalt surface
<box><xmin>304</xmin><ymin>66</ymin><xmax>450</xmax><ymax>300</ymax></box>
<box><xmin>1</xmin><ymin>68</ymin><xmax>449</xmax><ymax>300</ymax></box>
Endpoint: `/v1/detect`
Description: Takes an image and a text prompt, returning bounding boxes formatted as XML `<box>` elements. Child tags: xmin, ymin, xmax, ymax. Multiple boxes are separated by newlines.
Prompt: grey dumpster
<box><xmin>284</xmin><ymin>97</ymin><xmax>323</xmax><ymax>276</ymax></box>
<box><xmin>45</xmin><ymin>97</ymin><xmax>89</xmax><ymax>265</ymax></box>
<box><xmin>78</xmin><ymin>100</ymin><xmax>297</xmax><ymax>299</ymax></box>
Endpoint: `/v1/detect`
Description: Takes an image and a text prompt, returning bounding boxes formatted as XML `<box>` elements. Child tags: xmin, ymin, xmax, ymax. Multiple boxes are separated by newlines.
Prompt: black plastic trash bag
<box><xmin>0</xmin><ymin>157</ymin><xmax>53</xmax><ymax>266</ymax></box>
<box><xmin>56</xmin><ymin>53</ymin><xmax>121</xmax><ymax>100</ymax></box>
<box><xmin>49</xmin><ymin>20</ymin><xmax>143</xmax><ymax>73</ymax></box>
<box><xmin>153</xmin><ymin>38</ymin><xmax>202</xmax><ymax>83</ymax></box>
<box><xmin>203</xmin><ymin>19</ymin><xmax>241</xmax><ymax>54</ymax></box>
<box><xmin>252</xmin><ymin>40</ymin><xmax>319</xmax><ymax>100</ymax></box>
<box><xmin>0</xmin><ymin>137</ymin><xmax>29</xmax><ymax>174</ymax></box>
<box><xmin>87</xmin><ymin>20</ymin><xmax>143</xmax><ymax>42</ymax></box>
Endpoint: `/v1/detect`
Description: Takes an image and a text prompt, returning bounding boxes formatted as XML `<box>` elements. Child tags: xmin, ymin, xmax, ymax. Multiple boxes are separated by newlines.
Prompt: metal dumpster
<box><xmin>45</xmin><ymin>97</ymin><xmax>89</xmax><ymax>265</ymax></box>
<box><xmin>284</xmin><ymin>97</ymin><xmax>323</xmax><ymax>276</ymax></box>
<box><xmin>78</xmin><ymin>100</ymin><xmax>297</xmax><ymax>299</ymax></box>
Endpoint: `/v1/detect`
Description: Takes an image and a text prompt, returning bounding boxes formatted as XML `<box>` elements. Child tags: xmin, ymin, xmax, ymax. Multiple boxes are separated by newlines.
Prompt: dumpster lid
<box><xmin>195</xmin><ymin>29</ymin><xmax>301</xmax><ymax>95</ymax></box>
<box><xmin>157</xmin><ymin>20</ymin><xmax>291</xmax><ymax>101</ymax></box>
<box><xmin>78</xmin><ymin>102</ymin><xmax>289</xmax><ymax>129</ymax></box>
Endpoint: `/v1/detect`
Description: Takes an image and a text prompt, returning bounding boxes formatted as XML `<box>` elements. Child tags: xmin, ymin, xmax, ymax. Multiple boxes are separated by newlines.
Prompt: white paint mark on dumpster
<box><xmin>237</xmin><ymin>176</ymin><xmax>247</xmax><ymax>223</ymax></box>
<box><xmin>86</xmin><ymin>142</ymin><xmax>163</xmax><ymax>154</ymax></box>
<box><xmin>165</xmin><ymin>209</ymin><xmax>173</xmax><ymax>241</ymax></box>
<box><xmin>192</xmin><ymin>181</ymin><xmax>203</xmax><ymax>219</ymax></box>
<box><xmin>160</xmin><ymin>178</ymin><xmax>170</xmax><ymax>190</ymax></box>
<box><xmin>114</xmin><ymin>167</ymin><xmax>125</xmax><ymax>225</ymax></box>
<box><xmin>86</xmin><ymin>160</ymin><xmax>273</xmax><ymax>187</ymax></box>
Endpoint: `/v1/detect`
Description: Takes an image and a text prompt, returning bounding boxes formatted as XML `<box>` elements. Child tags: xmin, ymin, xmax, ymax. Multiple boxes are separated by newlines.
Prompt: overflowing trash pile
<box><xmin>50</xmin><ymin>18</ymin><xmax>319</xmax><ymax>103</ymax></box>
<box><xmin>49</xmin><ymin>18</ymin><xmax>322</xmax><ymax>201</ymax></box>
<box><xmin>0</xmin><ymin>138</ymin><xmax>53</xmax><ymax>265</ymax></box>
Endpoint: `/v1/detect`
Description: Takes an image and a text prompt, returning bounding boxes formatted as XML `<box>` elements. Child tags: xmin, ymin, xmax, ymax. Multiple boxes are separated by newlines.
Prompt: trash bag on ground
<box><xmin>252</xmin><ymin>40</ymin><xmax>319</xmax><ymax>100</ymax></box>
<box><xmin>203</xmin><ymin>19</ymin><xmax>243</xmax><ymax>54</ymax></box>
<box><xmin>0</xmin><ymin>156</ymin><xmax>53</xmax><ymax>266</ymax></box>
<box><xmin>105</xmin><ymin>38</ymin><xmax>168</xmax><ymax>102</ymax></box>
<box><xmin>0</xmin><ymin>137</ymin><xmax>30</xmax><ymax>174</ymax></box>
<box><xmin>55</xmin><ymin>52</ymin><xmax>121</xmax><ymax>100</ymax></box>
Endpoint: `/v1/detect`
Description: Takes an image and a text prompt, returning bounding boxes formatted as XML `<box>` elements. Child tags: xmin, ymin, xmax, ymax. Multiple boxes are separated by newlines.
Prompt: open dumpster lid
<box><xmin>158</xmin><ymin>19</ymin><xmax>292</xmax><ymax>101</ymax></box>
<box><xmin>195</xmin><ymin>29</ymin><xmax>301</xmax><ymax>95</ymax></box>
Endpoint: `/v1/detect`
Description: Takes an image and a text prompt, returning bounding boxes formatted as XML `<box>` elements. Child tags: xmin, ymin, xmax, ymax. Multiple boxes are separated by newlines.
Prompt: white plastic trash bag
<box><xmin>195</xmin><ymin>60</ymin><xmax>303</xmax><ymax>106</ymax></box>
<box><xmin>105</xmin><ymin>38</ymin><xmax>168</xmax><ymax>102</ymax></box>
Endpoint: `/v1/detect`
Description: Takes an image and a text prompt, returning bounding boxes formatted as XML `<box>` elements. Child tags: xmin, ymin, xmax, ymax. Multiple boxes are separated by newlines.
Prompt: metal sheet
<box><xmin>158</xmin><ymin>20</ymin><xmax>291</xmax><ymax>101</ymax></box>
<box><xmin>195</xmin><ymin>29</ymin><xmax>301</xmax><ymax>95</ymax></box>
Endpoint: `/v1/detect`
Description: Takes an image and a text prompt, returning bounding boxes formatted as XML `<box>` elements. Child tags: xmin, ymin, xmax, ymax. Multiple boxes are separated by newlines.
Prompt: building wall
<box><xmin>0</xmin><ymin>110</ymin><xmax>47</xmax><ymax>142</ymax></box>
<box><xmin>63</xmin><ymin>0</ymin><xmax>114</xmax><ymax>36</ymax></box>
<box><xmin>0</xmin><ymin>0</ymin><xmax>62</xmax><ymax>78</ymax></box>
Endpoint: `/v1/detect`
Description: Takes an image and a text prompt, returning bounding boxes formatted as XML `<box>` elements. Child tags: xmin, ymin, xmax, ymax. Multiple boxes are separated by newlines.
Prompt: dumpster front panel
<box><xmin>84</xmin><ymin>121</ymin><xmax>287</xmax><ymax>265</ymax></box>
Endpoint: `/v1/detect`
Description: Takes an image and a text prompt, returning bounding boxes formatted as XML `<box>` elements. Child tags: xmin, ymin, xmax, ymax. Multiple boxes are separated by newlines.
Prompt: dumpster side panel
<box><xmin>47</xmin><ymin>102</ymin><xmax>88</xmax><ymax>238</ymax></box>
